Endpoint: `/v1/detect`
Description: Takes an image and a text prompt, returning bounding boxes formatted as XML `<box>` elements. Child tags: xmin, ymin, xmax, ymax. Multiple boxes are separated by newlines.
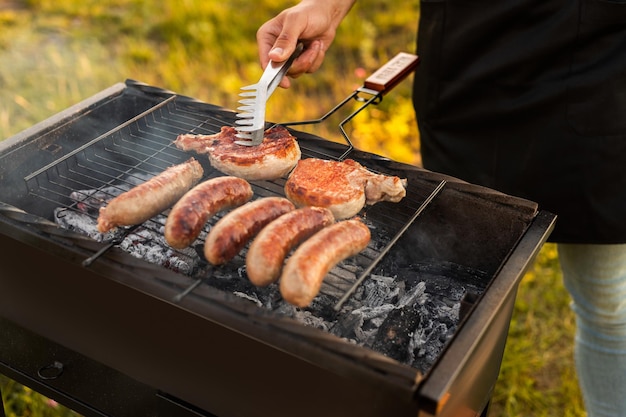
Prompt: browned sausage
<box><xmin>246</xmin><ymin>207</ymin><xmax>335</xmax><ymax>287</ymax></box>
<box><xmin>97</xmin><ymin>158</ymin><xmax>203</xmax><ymax>233</ymax></box>
<box><xmin>164</xmin><ymin>176</ymin><xmax>253</xmax><ymax>249</ymax></box>
<box><xmin>203</xmin><ymin>197</ymin><xmax>295</xmax><ymax>265</ymax></box>
<box><xmin>279</xmin><ymin>218</ymin><xmax>371</xmax><ymax>307</ymax></box>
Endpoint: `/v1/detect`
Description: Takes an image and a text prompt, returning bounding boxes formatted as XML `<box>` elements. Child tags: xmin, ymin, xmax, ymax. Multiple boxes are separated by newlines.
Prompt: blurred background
<box><xmin>0</xmin><ymin>0</ymin><xmax>584</xmax><ymax>415</ymax></box>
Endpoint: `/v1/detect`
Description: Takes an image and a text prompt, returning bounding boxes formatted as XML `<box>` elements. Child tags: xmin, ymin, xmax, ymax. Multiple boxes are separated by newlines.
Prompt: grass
<box><xmin>0</xmin><ymin>376</ymin><xmax>79</xmax><ymax>417</ymax></box>
<box><xmin>490</xmin><ymin>244</ymin><xmax>586</xmax><ymax>416</ymax></box>
<box><xmin>0</xmin><ymin>0</ymin><xmax>420</xmax><ymax>165</ymax></box>
<box><xmin>0</xmin><ymin>1</ymin><xmax>584</xmax><ymax>416</ymax></box>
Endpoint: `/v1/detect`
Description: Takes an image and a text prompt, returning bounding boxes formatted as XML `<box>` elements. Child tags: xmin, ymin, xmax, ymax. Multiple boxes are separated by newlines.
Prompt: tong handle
<box><xmin>265</xmin><ymin>42</ymin><xmax>305</xmax><ymax>99</ymax></box>
<box><xmin>363</xmin><ymin>52</ymin><xmax>420</xmax><ymax>95</ymax></box>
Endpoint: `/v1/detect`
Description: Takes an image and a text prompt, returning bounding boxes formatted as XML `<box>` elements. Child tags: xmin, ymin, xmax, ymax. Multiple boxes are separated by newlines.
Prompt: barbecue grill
<box><xmin>0</xmin><ymin>79</ymin><xmax>556</xmax><ymax>417</ymax></box>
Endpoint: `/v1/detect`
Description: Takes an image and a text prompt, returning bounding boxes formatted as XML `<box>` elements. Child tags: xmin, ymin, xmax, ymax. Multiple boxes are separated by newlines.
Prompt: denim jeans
<box><xmin>558</xmin><ymin>243</ymin><xmax>626</xmax><ymax>417</ymax></box>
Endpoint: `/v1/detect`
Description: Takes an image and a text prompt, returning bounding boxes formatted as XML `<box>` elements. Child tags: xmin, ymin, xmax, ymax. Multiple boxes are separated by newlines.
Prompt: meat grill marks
<box><xmin>32</xmin><ymin>96</ymin><xmax>416</xmax><ymax>310</ymax></box>
<box><xmin>280</xmin><ymin>218</ymin><xmax>372</xmax><ymax>307</ymax></box>
<box><xmin>97</xmin><ymin>158</ymin><xmax>203</xmax><ymax>233</ymax></box>
<box><xmin>285</xmin><ymin>158</ymin><xmax>407</xmax><ymax>219</ymax></box>
<box><xmin>5</xmin><ymin>83</ymin><xmax>556</xmax><ymax>417</ymax></box>
<box><xmin>203</xmin><ymin>197</ymin><xmax>295</xmax><ymax>265</ymax></box>
<box><xmin>89</xmin><ymin>157</ymin><xmax>370</xmax><ymax>305</ymax></box>
<box><xmin>89</xmin><ymin>157</ymin><xmax>400</xmax><ymax>306</ymax></box>
<box><xmin>246</xmin><ymin>206</ymin><xmax>335</xmax><ymax>287</ymax></box>
<box><xmin>87</xmin><ymin>152</ymin><xmax>374</xmax><ymax>307</ymax></box>
<box><xmin>174</xmin><ymin>125</ymin><xmax>301</xmax><ymax>181</ymax></box>
<box><xmin>165</xmin><ymin>176</ymin><xmax>254</xmax><ymax>249</ymax></box>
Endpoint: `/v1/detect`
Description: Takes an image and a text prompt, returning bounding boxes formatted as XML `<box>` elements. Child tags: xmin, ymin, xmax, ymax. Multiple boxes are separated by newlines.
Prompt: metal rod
<box><xmin>333</xmin><ymin>180</ymin><xmax>447</xmax><ymax>311</ymax></box>
<box><xmin>278</xmin><ymin>87</ymin><xmax>384</xmax><ymax>160</ymax></box>
<box><xmin>24</xmin><ymin>95</ymin><xmax>178</xmax><ymax>182</ymax></box>
<box><xmin>172</xmin><ymin>274</ymin><xmax>210</xmax><ymax>303</ymax></box>
<box><xmin>337</xmin><ymin>93</ymin><xmax>382</xmax><ymax>160</ymax></box>
<box><xmin>82</xmin><ymin>241</ymin><xmax>118</xmax><ymax>267</ymax></box>
<box><xmin>81</xmin><ymin>225</ymin><xmax>140</xmax><ymax>267</ymax></box>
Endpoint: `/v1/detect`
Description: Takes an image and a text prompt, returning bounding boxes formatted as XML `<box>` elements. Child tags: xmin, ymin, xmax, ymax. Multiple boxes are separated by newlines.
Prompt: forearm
<box><xmin>297</xmin><ymin>0</ymin><xmax>356</xmax><ymax>30</ymax></box>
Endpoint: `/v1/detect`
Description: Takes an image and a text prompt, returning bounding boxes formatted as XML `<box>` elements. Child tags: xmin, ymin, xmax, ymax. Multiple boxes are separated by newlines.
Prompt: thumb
<box><xmin>268</xmin><ymin>38</ymin><xmax>299</xmax><ymax>62</ymax></box>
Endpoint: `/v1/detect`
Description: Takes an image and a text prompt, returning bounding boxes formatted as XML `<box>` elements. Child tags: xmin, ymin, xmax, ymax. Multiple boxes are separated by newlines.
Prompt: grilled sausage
<box><xmin>97</xmin><ymin>158</ymin><xmax>203</xmax><ymax>233</ymax></box>
<box><xmin>164</xmin><ymin>176</ymin><xmax>253</xmax><ymax>249</ymax></box>
<box><xmin>204</xmin><ymin>197</ymin><xmax>295</xmax><ymax>265</ymax></box>
<box><xmin>279</xmin><ymin>218</ymin><xmax>371</xmax><ymax>307</ymax></box>
<box><xmin>246</xmin><ymin>207</ymin><xmax>335</xmax><ymax>286</ymax></box>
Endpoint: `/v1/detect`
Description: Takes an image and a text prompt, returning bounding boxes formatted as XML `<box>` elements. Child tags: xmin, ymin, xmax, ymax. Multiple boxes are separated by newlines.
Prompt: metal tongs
<box><xmin>234</xmin><ymin>43</ymin><xmax>304</xmax><ymax>146</ymax></box>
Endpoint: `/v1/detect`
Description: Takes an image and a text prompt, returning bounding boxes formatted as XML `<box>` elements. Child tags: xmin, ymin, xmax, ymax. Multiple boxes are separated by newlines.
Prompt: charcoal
<box><xmin>53</xmin><ymin>196</ymin><xmax>489</xmax><ymax>375</ymax></box>
<box><xmin>371</xmin><ymin>304</ymin><xmax>422</xmax><ymax>363</ymax></box>
<box><xmin>54</xmin><ymin>207</ymin><xmax>107</xmax><ymax>241</ymax></box>
<box><xmin>332</xmin><ymin>304</ymin><xmax>395</xmax><ymax>343</ymax></box>
<box><xmin>203</xmin><ymin>273</ymin><xmax>276</xmax><ymax>307</ymax></box>
<box><xmin>362</xmin><ymin>275</ymin><xmax>401</xmax><ymax>307</ymax></box>
<box><xmin>69</xmin><ymin>187</ymin><xmax>118</xmax><ymax>214</ymax></box>
<box><xmin>273</xmin><ymin>303</ymin><xmax>331</xmax><ymax>332</ymax></box>
<box><xmin>305</xmin><ymin>294</ymin><xmax>340</xmax><ymax>322</ymax></box>
<box><xmin>233</xmin><ymin>291</ymin><xmax>263</xmax><ymax>308</ymax></box>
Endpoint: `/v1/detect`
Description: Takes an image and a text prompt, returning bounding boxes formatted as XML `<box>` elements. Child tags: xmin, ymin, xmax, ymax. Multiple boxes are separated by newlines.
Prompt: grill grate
<box><xmin>0</xmin><ymin>81</ymin><xmax>556</xmax><ymax>417</ymax></box>
<box><xmin>22</xmin><ymin>94</ymin><xmax>445</xmax><ymax>311</ymax></box>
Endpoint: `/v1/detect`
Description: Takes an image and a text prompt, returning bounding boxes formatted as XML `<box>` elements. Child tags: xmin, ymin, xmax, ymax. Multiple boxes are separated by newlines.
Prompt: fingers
<box><xmin>258</xmin><ymin>33</ymin><xmax>324</xmax><ymax>88</ymax></box>
<box><xmin>258</xmin><ymin>11</ymin><xmax>307</xmax><ymax>65</ymax></box>
<box><xmin>300</xmin><ymin>40</ymin><xmax>326</xmax><ymax>74</ymax></box>
<box><xmin>256</xmin><ymin>2</ymin><xmax>343</xmax><ymax>88</ymax></box>
<box><xmin>274</xmin><ymin>40</ymin><xmax>325</xmax><ymax>89</ymax></box>
<box><xmin>257</xmin><ymin>19</ymin><xmax>286</xmax><ymax>69</ymax></box>
<box><xmin>267</xmin><ymin>37</ymin><xmax>296</xmax><ymax>63</ymax></box>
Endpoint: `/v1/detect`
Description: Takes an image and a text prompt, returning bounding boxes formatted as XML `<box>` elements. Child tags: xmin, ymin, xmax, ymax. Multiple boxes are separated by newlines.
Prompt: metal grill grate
<box><xmin>22</xmin><ymin>94</ymin><xmax>445</xmax><ymax>311</ymax></box>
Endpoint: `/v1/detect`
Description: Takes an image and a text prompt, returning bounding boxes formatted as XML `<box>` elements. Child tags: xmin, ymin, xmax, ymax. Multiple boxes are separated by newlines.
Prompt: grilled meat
<box><xmin>97</xmin><ymin>158</ymin><xmax>203</xmax><ymax>233</ymax></box>
<box><xmin>164</xmin><ymin>176</ymin><xmax>253</xmax><ymax>249</ymax></box>
<box><xmin>284</xmin><ymin>158</ymin><xmax>407</xmax><ymax>219</ymax></box>
<box><xmin>174</xmin><ymin>125</ymin><xmax>301</xmax><ymax>181</ymax></box>
<box><xmin>280</xmin><ymin>218</ymin><xmax>371</xmax><ymax>307</ymax></box>
<box><xmin>203</xmin><ymin>197</ymin><xmax>295</xmax><ymax>265</ymax></box>
<box><xmin>246</xmin><ymin>206</ymin><xmax>335</xmax><ymax>287</ymax></box>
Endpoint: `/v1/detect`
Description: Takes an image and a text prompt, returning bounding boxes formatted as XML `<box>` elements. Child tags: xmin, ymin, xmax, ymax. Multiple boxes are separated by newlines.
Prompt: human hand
<box><xmin>256</xmin><ymin>0</ymin><xmax>355</xmax><ymax>88</ymax></box>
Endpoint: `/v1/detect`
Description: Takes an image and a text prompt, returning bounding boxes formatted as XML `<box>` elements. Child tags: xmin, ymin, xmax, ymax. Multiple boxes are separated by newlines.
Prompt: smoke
<box><xmin>0</xmin><ymin>23</ymin><xmax>121</xmax><ymax>140</ymax></box>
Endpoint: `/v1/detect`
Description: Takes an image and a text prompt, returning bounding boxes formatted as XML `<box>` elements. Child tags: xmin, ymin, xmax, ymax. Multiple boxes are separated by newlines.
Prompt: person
<box><xmin>256</xmin><ymin>1</ymin><xmax>626</xmax><ymax>416</ymax></box>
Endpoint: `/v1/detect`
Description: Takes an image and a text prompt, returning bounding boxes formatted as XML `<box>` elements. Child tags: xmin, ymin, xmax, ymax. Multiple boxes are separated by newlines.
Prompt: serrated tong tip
<box><xmin>234</xmin><ymin>43</ymin><xmax>304</xmax><ymax>146</ymax></box>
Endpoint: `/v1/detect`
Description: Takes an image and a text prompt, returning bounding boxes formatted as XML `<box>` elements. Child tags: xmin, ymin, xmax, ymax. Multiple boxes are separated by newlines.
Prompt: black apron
<box><xmin>413</xmin><ymin>0</ymin><xmax>626</xmax><ymax>243</ymax></box>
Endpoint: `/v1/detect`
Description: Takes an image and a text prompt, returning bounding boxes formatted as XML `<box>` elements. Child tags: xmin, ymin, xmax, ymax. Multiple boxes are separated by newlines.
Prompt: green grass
<box><xmin>0</xmin><ymin>1</ymin><xmax>584</xmax><ymax>416</ymax></box>
<box><xmin>0</xmin><ymin>376</ymin><xmax>79</xmax><ymax>417</ymax></box>
<box><xmin>0</xmin><ymin>0</ymin><xmax>420</xmax><ymax>164</ymax></box>
<box><xmin>490</xmin><ymin>244</ymin><xmax>585</xmax><ymax>416</ymax></box>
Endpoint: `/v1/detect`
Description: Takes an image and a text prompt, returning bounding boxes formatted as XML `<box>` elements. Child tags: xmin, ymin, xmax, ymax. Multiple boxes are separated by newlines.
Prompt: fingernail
<box><xmin>270</xmin><ymin>47</ymin><xmax>283</xmax><ymax>56</ymax></box>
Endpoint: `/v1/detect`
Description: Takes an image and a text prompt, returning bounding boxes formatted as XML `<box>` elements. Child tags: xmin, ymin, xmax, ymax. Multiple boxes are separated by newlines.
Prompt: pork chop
<box><xmin>284</xmin><ymin>158</ymin><xmax>407</xmax><ymax>219</ymax></box>
<box><xmin>174</xmin><ymin>125</ymin><xmax>301</xmax><ymax>181</ymax></box>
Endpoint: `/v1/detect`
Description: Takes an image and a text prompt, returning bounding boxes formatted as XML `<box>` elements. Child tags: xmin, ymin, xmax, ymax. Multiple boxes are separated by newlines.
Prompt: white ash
<box><xmin>54</xmin><ymin>185</ymin><xmax>484</xmax><ymax>374</ymax></box>
<box><xmin>273</xmin><ymin>302</ymin><xmax>332</xmax><ymax>332</ymax></box>
<box><xmin>54</xmin><ymin>207</ymin><xmax>110</xmax><ymax>242</ymax></box>
<box><xmin>331</xmin><ymin>273</ymin><xmax>471</xmax><ymax>374</ymax></box>
<box><xmin>56</xmin><ymin>176</ymin><xmax>204</xmax><ymax>273</ymax></box>
<box><xmin>233</xmin><ymin>291</ymin><xmax>263</xmax><ymax>308</ymax></box>
<box><xmin>55</xmin><ymin>207</ymin><xmax>198</xmax><ymax>274</ymax></box>
<box><xmin>119</xmin><ymin>226</ymin><xmax>196</xmax><ymax>274</ymax></box>
<box><xmin>362</xmin><ymin>275</ymin><xmax>400</xmax><ymax>307</ymax></box>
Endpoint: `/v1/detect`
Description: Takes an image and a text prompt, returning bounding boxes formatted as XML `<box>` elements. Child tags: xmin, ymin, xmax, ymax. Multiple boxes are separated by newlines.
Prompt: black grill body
<box><xmin>0</xmin><ymin>80</ymin><xmax>555</xmax><ymax>417</ymax></box>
